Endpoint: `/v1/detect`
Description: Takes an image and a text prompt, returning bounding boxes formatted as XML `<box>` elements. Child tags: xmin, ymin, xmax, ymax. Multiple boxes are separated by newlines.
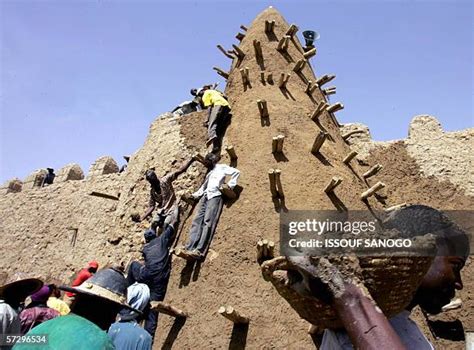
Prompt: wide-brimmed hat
<box><xmin>0</xmin><ymin>272</ymin><xmax>43</xmax><ymax>302</ymax></box>
<box><xmin>59</xmin><ymin>268</ymin><xmax>140</xmax><ymax>313</ymax></box>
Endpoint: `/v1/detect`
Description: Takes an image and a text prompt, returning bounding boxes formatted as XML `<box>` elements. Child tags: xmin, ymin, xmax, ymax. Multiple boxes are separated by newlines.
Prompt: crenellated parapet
<box><xmin>56</xmin><ymin>163</ymin><xmax>85</xmax><ymax>182</ymax></box>
<box><xmin>0</xmin><ymin>178</ymin><xmax>23</xmax><ymax>194</ymax></box>
<box><xmin>87</xmin><ymin>156</ymin><xmax>119</xmax><ymax>179</ymax></box>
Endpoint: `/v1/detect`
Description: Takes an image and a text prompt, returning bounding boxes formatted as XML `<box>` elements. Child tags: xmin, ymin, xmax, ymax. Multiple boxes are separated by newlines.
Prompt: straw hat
<box><xmin>0</xmin><ymin>272</ymin><xmax>43</xmax><ymax>303</ymax></box>
<box><xmin>59</xmin><ymin>268</ymin><xmax>140</xmax><ymax>313</ymax></box>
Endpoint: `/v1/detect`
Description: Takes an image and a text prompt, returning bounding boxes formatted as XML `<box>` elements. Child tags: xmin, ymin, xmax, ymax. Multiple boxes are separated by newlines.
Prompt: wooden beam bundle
<box><xmin>293</xmin><ymin>59</ymin><xmax>307</xmax><ymax>73</ymax></box>
<box><xmin>323</xmin><ymin>86</ymin><xmax>336</xmax><ymax>96</ymax></box>
<box><xmin>213</xmin><ymin>67</ymin><xmax>229</xmax><ymax>80</ymax></box>
<box><xmin>265</xmin><ymin>20</ymin><xmax>275</xmax><ymax>33</ymax></box>
<box><xmin>257</xmin><ymin>99</ymin><xmax>269</xmax><ymax>118</ymax></box>
<box><xmin>240</xmin><ymin>67</ymin><xmax>250</xmax><ymax>85</ymax></box>
<box><xmin>277</xmin><ymin>35</ymin><xmax>291</xmax><ymax>52</ymax></box>
<box><xmin>151</xmin><ymin>301</ymin><xmax>188</xmax><ymax>318</ymax></box>
<box><xmin>268</xmin><ymin>169</ymin><xmax>278</xmax><ymax>197</ymax></box>
<box><xmin>342</xmin><ymin>150</ymin><xmax>358</xmax><ymax>164</ymax></box>
<box><xmin>274</xmin><ymin>169</ymin><xmax>284</xmax><ymax>197</ymax></box>
<box><xmin>326</xmin><ymin>102</ymin><xmax>344</xmax><ymax>114</ymax></box>
<box><xmin>361</xmin><ymin>182</ymin><xmax>385</xmax><ymax>200</ymax></box>
<box><xmin>216</xmin><ymin>45</ymin><xmax>234</xmax><ymax>59</ymax></box>
<box><xmin>316</xmin><ymin>74</ymin><xmax>336</xmax><ymax>87</ymax></box>
<box><xmin>285</xmin><ymin>24</ymin><xmax>299</xmax><ymax>37</ymax></box>
<box><xmin>305</xmin><ymin>81</ymin><xmax>317</xmax><ymax>95</ymax></box>
<box><xmin>225</xmin><ymin>145</ymin><xmax>238</xmax><ymax>160</ymax></box>
<box><xmin>363</xmin><ymin>164</ymin><xmax>383</xmax><ymax>179</ymax></box>
<box><xmin>232</xmin><ymin>44</ymin><xmax>246</xmax><ymax>60</ymax></box>
<box><xmin>272</xmin><ymin>135</ymin><xmax>285</xmax><ymax>153</ymax></box>
<box><xmin>324</xmin><ymin>177</ymin><xmax>343</xmax><ymax>193</ymax></box>
<box><xmin>257</xmin><ymin>239</ymin><xmax>275</xmax><ymax>263</ymax></box>
<box><xmin>235</xmin><ymin>32</ymin><xmax>245</xmax><ymax>41</ymax></box>
<box><xmin>309</xmin><ymin>101</ymin><xmax>329</xmax><ymax>122</ymax></box>
<box><xmin>253</xmin><ymin>40</ymin><xmax>263</xmax><ymax>61</ymax></box>
<box><xmin>311</xmin><ymin>131</ymin><xmax>328</xmax><ymax>154</ymax></box>
<box><xmin>278</xmin><ymin>72</ymin><xmax>291</xmax><ymax>88</ymax></box>
<box><xmin>303</xmin><ymin>47</ymin><xmax>317</xmax><ymax>59</ymax></box>
<box><xmin>218</xmin><ymin>306</ymin><xmax>249</xmax><ymax>324</ymax></box>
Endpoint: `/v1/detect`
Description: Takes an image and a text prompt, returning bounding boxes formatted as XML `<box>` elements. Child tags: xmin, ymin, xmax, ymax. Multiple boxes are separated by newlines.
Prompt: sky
<box><xmin>0</xmin><ymin>0</ymin><xmax>472</xmax><ymax>183</ymax></box>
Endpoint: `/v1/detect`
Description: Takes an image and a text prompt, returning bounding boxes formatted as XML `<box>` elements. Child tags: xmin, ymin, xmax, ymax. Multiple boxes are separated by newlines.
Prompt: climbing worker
<box><xmin>119</xmin><ymin>155</ymin><xmax>130</xmax><ymax>173</ymax></box>
<box><xmin>19</xmin><ymin>285</ymin><xmax>60</xmax><ymax>334</ymax></box>
<box><xmin>42</xmin><ymin>168</ymin><xmax>55</xmax><ymax>186</ymax></box>
<box><xmin>283</xmin><ymin>205</ymin><xmax>469</xmax><ymax>350</ymax></box>
<box><xmin>182</xmin><ymin>153</ymin><xmax>240</xmax><ymax>260</ymax></box>
<box><xmin>138</xmin><ymin>156</ymin><xmax>196</xmax><ymax>230</ymax></box>
<box><xmin>14</xmin><ymin>268</ymin><xmax>139</xmax><ymax>350</ymax></box>
<box><xmin>193</xmin><ymin>85</ymin><xmax>231</xmax><ymax>150</ymax></box>
<box><xmin>64</xmin><ymin>260</ymin><xmax>99</xmax><ymax>305</ymax></box>
<box><xmin>171</xmin><ymin>98</ymin><xmax>201</xmax><ymax>117</ymax></box>
<box><xmin>0</xmin><ymin>273</ymin><xmax>42</xmax><ymax>339</ymax></box>
<box><xmin>127</xmin><ymin>205</ymin><xmax>180</xmax><ymax>339</ymax></box>
<box><xmin>46</xmin><ymin>284</ymin><xmax>70</xmax><ymax>316</ymax></box>
<box><xmin>108</xmin><ymin>282</ymin><xmax>152</xmax><ymax>350</ymax></box>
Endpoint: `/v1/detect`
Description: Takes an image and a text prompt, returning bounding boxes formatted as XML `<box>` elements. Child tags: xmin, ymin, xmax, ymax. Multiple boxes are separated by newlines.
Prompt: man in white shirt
<box><xmin>184</xmin><ymin>153</ymin><xmax>240</xmax><ymax>260</ymax></box>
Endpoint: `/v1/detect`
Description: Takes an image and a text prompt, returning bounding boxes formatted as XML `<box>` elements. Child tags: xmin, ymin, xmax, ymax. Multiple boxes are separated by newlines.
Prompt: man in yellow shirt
<box><xmin>193</xmin><ymin>86</ymin><xmax>231</xmax><ymax>150</ymax></box>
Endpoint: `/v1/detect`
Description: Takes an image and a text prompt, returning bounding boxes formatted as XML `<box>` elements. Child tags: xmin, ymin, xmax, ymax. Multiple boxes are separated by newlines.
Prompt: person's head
<box><xmin>60</xmin><ymin>268</ymin><xmax>138</xmax><ymax>330</ymax></box>
<box><xmin>118</xmin><ymin>282</ymin><xmax>150</xmax><ymax>322</ymax></box>
<box><xmin>48</xmin><ymin>284</ymin><xmax>61</xmax><ymax>298</ymax></box>
<box><xmin>143</xmin><ymin>228</ymin><xmax>157</xmax><ymax>243</ymax></box>
<box><xmin>87</xmin><ymin>261</ymin><xmax>99</xmax><ymax>274</ymax></box>
<box><xmin>145</xmin><ymin>169</ymin><xmax>160</xmax><ymax>188</ymax></box>
<box><xmin>383</xmin><ymin>205</ymin><xmax>470</xmax><ymax>314</ymax></box>
<box><xmin>190</xmin><ymin>88</ymin><xmax>198</xmax><ymax>96</ymax></box>
<box><xmin>47</xmin><ymin>168</ymin><xmax>54</xmax><ymax>174</ymax></box>
<box><xmin>29</xmin><ymin>285</ymin><xmax>51</xmax><ymax>305</ymax></box>
<box><xmin>204</xmin><ymin>153</ymin><xmax>220</xmax><ymax>169</ymax></box>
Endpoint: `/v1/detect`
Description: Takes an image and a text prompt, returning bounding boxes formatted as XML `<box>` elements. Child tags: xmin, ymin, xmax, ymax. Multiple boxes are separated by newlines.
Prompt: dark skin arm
<box><xmin>140</xmin><ymin>204</ymin><xmax>155</xmax><ymax>222</ymax></box>
<box><xmin>289</xmin><ymin>257</ymin><xmax>406</xmax><ymax>350</ymax></box>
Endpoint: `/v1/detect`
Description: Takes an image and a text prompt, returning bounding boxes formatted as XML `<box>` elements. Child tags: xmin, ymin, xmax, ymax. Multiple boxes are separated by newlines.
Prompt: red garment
<box><xmin>19</xmin><ymin>306</ymin><xmax>59</xmax><ymax>334</ymax></box>
<box><xmin>65</xmin><ymin>269</ymin><xmax>93</xmax><ymax>297</ymax></box>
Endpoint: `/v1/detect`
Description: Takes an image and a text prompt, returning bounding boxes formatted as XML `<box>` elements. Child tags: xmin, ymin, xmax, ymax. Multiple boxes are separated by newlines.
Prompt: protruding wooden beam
<box><xmin>305</xmin><ymin>81</ymin><xmax>317</xmax><ymax>95</ymax></box>
<box><xmin>219</xmin><ymin>184</ymin><xmax>237</xmax><ymax>199</ymax></box>
<box><xmin>323</xmin><ymin>86</ymin><xmax>336</xmax><ymax>96</ymax></box>
<box><xmin>225</xmin><ymin>145</ymin><xmax>237</xmax><ymax>160</ymax></box>
<box><xmin>293</xmin><ymin>59</ymin><xmax>307</xmax><ymax>73</ymax></box>
<box><xmin>235</xmin><ymin>32</ymin><xmax>245</xmax><ymax>41</ymax></box>
<box><xmin>274</xmin><ymin>169</ymin><xmax>284</xmax><ymax>197</ymax></box>
<box><xmin>343</xmin><ymin>150</ymin><xmax>358</xmax><ymax>164</ymax></box>
<box><xmin>278</xmin><ymin>72</ymin><xmax>291</xmax><ymax>88</ymax></box>
<box><xmin>240</xmin><ymin>67</ymin><xmax>250</xmax><ymax>85</ymax></box>
<box><xmin>268</xmin><ymin>169</ymin><xmax>278</xmax><ymax>197</ymax></box>
<box><xmin>213</xmin><ymin>67</ymin><xmax>229</xmax><ymax>80</ymax></box>
<box><xmin>89</xmin><ymin>191</ymin><xmax>119</xmax><ymax>201</ymax></box>
<box><xmin>361</xmin><ymin>182</ymin><xmax>385</xmax><ymax>200</ymax></box>
<box><xmin>253</xmin><ymin>40</ymin><xmax>263</xmax><ymax>61</ymax></box>
<box><xmin>218</xmin><ymin>306</ymin><xmax>249</xmax><ymax>324</ymax></box>
<box><xmin>257</xmin><ymin>99</ymin><xmax>269</xmax><ymax>118</ymax></box>
<box><xmin>265</xmin><ymin>20</ymin><xmax>275</xmax><ymax>33</ymax></box>
<box><xmin>342</xmin><ymin>129</ymin><xmax>365</xmax><ymax>140</ymax></box>
<box><xmin>260</xmin><ymin>71</ymin><xmax>266</xmax><ymax>84</ymax></box>
<box><xmin>277</xmin><ymin>35</ymin><xmax>291</xmax><ymax>52</ymax></box>
<box><xmin>316</xmin><ymin>74</ymin><xmax>336</xmax><ymax>87</ymax></box>
<box><xmin>326</xmin><ymin>102</ymin><xmax>344</xmax><ymax>113</ymax></box>
<box><xmin>240</xmin><ymin>25</ymin><xmax>248</xmax><ymax>32</ymax></box>
<box><xmin>363</xmin><ymin>164</ymin><xmax>383</xmax><ymax>179</ymax></box>
<box><xmin>266</xmin><ymin>73</ymin><xmax>274</xmax><ymax>84</ymax></box>
<box><xmin>285</xmin><ymin>24</ymin><xmax>299</xmax><ymax>37</ymax></box>
<box><xmin>216</xmin><ymin>45</ymin><xmax>235</xmax><ymax>59</ymax></box>
<box><xmin>309</xmin><ymin>101</ymin><xmax>328</xmax><ymax>122</ymax></box>
<box><xmin>257</xmin><ymin>239</ymin><xmax>275</xmax><ymax>263</ymax></box>
<box><xmin>384</xmin><ymin>203</ymin><xmax>408</xmax><ymax>212</ymax></box>
<box><xmin>151</xmin><ymin>301</ymin><xmax>188</xmax><ymax>318</ymax></box>
<box><xmin>303</xmin><ymin>47</ymin><xmax>317</xmax><ymax>59</ymax></box>
<box><xmin>324</xmin><ymin>177</ymin><xmax>343</xmax><ymax>193</ymax></box>
<box><xmin>311</xmin><ymin>131</ymin><xmax>328</xmax><ymax>154</ymax></box>
<box><xmin>192</xmin><ymin>152</ymin><xmax>206</xmax><ymax>165</ymax></box>
<box><xmin>232</xmin><ymin>44</ymin><xmax>246</xmax><ymax>60</ymax></box>
<box><xmin>272</xmin><ymin>135</ymin><xmax>285</xmax><ymax>153</ymax></box>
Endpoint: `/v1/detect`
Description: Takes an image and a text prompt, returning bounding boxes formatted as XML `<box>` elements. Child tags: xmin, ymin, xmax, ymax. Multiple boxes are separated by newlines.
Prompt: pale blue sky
<box><xmin>1</xmin><ymin>0</ymin><xmax>472</xmax><ymax>183</ymax></box>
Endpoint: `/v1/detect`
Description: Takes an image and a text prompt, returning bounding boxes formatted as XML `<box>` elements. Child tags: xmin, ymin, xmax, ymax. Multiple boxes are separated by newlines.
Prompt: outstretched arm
<box><xmin>289</xmin><ymin>257</ymin><xmax>406</xmax><ymax>350</ymax></box>
<box><xmin>170</xmin><ymin>158</ymin><xmax>195</xmax><ymax>180</ymax></box>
